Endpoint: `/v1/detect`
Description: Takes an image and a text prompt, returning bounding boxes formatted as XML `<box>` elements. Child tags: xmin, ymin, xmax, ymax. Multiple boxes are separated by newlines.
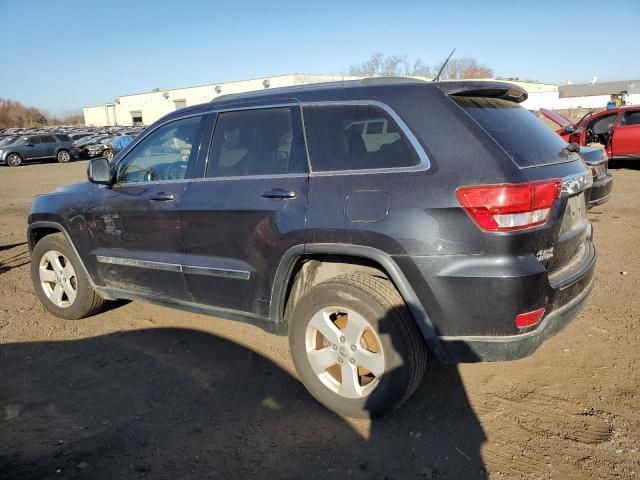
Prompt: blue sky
<box><xmin>1</xmin><ymin>0</ymin><xmax>639</xmax><ymax>115</ymax></box>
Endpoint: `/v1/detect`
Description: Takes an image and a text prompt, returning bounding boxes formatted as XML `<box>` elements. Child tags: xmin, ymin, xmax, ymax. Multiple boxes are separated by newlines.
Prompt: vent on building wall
<box><xmin>215</xmin><ymin>85</ymin><xmax>222</xmax><ymax>94</ymax></box>
<box><xmin>163</xmin><ymin>92</ymin><xmax>170</xmax><ymax>99</ymax></box>
<box><xmin>263</xmin><ymin>79</ymin><xmax>270</xmax><ymax>88</ymax></box>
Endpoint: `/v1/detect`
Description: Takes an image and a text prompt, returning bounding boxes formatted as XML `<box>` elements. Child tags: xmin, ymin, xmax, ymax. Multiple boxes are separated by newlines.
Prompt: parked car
<box><xmin>0</xmin><ymin>134</ymin><xmax>73</xmax><ymax>166</ymax></box>
<box><xmin>579</xmin><ymin>145</ymin><xmax>613</xmax><ymax>207</ymax></box>
<box><xmin>28</xmin><ymin>80</ymin><xmax>596</xmax><ymax>418</ymax></box>
<box><xmin>86</xmin><ymin>136</ymin><xmax>116</xmax><ymax>159</ymax></box>
<box><xmin>71</xmin><ymin>134</ymin><xmax>110</xmax><ymax>158</ymax></box>
<box><xmin>541</xmin><ymin>106</ymin><xmax>640</xmax><ymax>160</ymax></box>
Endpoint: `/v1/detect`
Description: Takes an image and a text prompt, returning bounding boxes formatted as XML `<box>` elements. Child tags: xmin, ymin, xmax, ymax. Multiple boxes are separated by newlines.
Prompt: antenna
<box><xmin>433</xmin><ymin>48</ymin><xmax>456</xmax><ymax>82</ymax></box>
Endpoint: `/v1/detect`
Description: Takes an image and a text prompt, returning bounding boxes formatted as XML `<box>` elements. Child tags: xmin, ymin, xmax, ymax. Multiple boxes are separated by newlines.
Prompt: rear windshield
<box><xmin>453</xmin><ymin>97</ymin><xmax>571</xmax><ymax>168</ymax></box>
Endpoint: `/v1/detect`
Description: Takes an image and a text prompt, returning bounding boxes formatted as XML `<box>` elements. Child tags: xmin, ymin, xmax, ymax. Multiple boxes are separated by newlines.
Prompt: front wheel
<box><xmin>288</xmin><ymin>273</ymin><xmax>427</xmax><ymax>418</ymax></box>
<box><xmin>7</xmin><ymin>153</ymin><xmax>22</xmax><ymax>167</ymax></box>
<box><xmin>30</xmin><ymin>233</ymin><xmax>106</xmax><ymax>319</ymax></box>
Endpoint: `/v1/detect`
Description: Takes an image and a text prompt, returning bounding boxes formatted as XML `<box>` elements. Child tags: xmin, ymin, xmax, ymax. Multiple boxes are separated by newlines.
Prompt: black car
<box><xmin>27</xmin><ymin>79</ymin><xmax>597</xmax><ymax>418</ymax></box>
<box><xmin>0</xmin><ymin>134</ymin><xmax>74</xmax><ymax>166</ymax></box>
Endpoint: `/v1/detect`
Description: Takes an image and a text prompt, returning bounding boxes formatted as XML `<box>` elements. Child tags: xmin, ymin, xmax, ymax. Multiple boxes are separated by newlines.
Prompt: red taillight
<box><xmin>456</xmin><ymin>179</ymin><xmax>561</xmax><ymax>232</ymax></box>
<box><xmin>515</xmin><ymin>308</ymin><xmax>545</xmax><ymax>329</ymax></box>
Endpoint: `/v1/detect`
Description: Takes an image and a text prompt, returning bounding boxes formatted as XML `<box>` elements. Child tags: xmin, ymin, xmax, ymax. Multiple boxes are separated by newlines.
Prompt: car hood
<box><xmin>50</xmin><ymin>181</ymin><xmax>93</xmax><ymax>194</ymax></box>
<box><xmin>540</xmin><ymin>108</ymin><xmax>574</xmax><ymax>128</ymax></box>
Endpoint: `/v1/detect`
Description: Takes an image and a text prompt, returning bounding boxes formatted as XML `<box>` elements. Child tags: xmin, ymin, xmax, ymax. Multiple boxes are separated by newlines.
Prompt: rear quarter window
<box><xmin>303</xmin><ymin>104</ymin><xmax>420</xmax><ymax>172</ymax></box>
<box><xmin>453</xmin><ymin>97</ymin><xmax>570</xmax><ymax>168</ymax></box>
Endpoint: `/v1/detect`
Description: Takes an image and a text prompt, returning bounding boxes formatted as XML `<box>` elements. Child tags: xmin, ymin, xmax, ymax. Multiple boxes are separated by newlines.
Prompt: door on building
<box><xmin>131</xmin><ymin>111</ymin><xmax>143</xmax><ymax>126</ymax></box>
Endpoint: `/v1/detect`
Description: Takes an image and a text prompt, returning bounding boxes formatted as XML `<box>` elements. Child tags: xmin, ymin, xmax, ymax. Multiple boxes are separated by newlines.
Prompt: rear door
<box><xmin>612</xmin><ymin>109</ymin><xmax>640</xmax><ymax>158</ymax></box>
<box><xmin>84</xmin><ymin>114</ymin><xmax>206</xmax><ymax>299</ymax></box>
<box><xmin>39</xmin><ymin>135</ymin><xmax>57</xmax><ymax>159</ymax></box>
<box><xmin>180</xmin><ymin>104</ymin><xmax>308</xmax><ymax>318</ymax></box>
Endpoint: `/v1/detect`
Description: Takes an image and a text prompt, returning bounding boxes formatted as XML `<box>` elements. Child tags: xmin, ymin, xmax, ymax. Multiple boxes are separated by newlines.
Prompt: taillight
<box><xmin>515</xmin><ymin>308</ymin><xmax>545</xmax><ymax>329</ymax></box>
<box><xmin>456</xmin><ymin>179</ymin><xmax>561</xmax><ymax>232</ymax></box>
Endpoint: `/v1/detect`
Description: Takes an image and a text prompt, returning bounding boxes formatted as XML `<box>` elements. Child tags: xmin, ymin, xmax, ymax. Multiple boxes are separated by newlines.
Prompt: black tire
<box><xmin>57</xmin><ymin>149</ymin><xmax>71</xmax><ymax>163</ymax></box>
<box><xmin>7</xmin><ymin>153</ymin><xmax>22</xmax><ymax>167</ymax></box>
<box><xmin>31</xmin><ymin>233</ymin><xmax>107</xmax><ymax>319</ymax></box>
<box><xmin>288</xmin><ymin>273</ymin><xmax>427</xmax><ymax>418</ymax></box>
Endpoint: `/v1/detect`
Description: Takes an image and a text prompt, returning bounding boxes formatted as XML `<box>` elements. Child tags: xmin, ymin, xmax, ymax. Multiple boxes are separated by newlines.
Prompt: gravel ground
<box><xmin>0</xmin><ymin>160</ymin><xmax>639</xmax><ymax>479</ymax></box>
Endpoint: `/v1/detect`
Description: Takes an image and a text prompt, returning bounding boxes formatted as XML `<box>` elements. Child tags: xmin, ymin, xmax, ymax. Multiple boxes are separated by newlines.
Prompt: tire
<box><xmin>288</xmin><ymin>273</ymin><xmax>427</xmax><ymax>418</ymax></box>
<box><xmin>31</xmin><ymin>233</ymin><xmax>107</xmax><ymax>319</ymax></box>
<box><xmin>7</xmin><ymin>153</ymin><xmax>22</xmax><ymax>167</ymax></box>
<box><xmin>57</xmin><ymin>150</ymin><xmax>71</xmax><ymax>163</ymax></box>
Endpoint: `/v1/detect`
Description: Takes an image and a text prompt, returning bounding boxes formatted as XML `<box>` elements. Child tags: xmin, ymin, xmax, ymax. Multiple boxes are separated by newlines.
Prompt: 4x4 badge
<box><xmin>536</xmin><ymin>246</ymin><xmax>554</xmax><ymax>262</ymax></box>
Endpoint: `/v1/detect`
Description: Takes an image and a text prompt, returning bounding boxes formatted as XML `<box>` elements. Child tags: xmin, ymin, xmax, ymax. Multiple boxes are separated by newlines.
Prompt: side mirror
<box><xmin>87</xmin><ymin>157</ymin><xmax>112</xmax><ymax>185</ymax></box>
<box><xmin>564</xmin><ymin>125</ymin><xmax>575</xmax><ymax>134</ymax></box>
<box><xmin>26</xmin><ymin>143</ymin><xmax>34</xmax><ymax>147</ymax></box>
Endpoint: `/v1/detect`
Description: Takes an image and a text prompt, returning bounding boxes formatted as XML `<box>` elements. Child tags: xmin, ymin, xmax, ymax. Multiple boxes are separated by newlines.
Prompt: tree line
<box><xmin>348</xmin><ymin>53</ymin><xmax>493</xmax><ymax>80</ymax></box>
<box><xmin>0</xmin><ymin>98</ymin><xmax>83</xmax><ymax>129</ymax></box>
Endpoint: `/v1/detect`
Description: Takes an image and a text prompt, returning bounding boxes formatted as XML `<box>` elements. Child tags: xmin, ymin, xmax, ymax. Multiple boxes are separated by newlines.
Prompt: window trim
<box><xmin>300</xmin><ymin>100</ymin><xmax>430</xmax><ymax>176</ymax></box>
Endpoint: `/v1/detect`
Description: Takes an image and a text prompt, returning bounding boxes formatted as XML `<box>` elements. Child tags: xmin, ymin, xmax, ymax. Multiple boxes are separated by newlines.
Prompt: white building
<box><xmin>83</xmin><ymin>74</ymin><xmax>363</xmax><ymax>127</ymax></box>
<box><xmin>83</xmin><ymin>74</ymin><xmax>640</xmax><ymax>127</ymax></box>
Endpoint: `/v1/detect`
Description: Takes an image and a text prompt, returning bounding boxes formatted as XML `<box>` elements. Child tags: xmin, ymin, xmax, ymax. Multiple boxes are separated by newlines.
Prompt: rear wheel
<box><xmin>31</xmin><ymin>233</ymin><xmax>106</xmax><ymax>319</ymax></box>
<box><xmin>57</xmin><ymin>150</ymin><xmax>71</xmax><ymax>163</ymax></box>
<box><xmin>7</xmin><ymin>153</ymin><xmax>22</xmax><ymax>167</ymax></box>
<box><xmin>288</xmin><ymin>273</ymin><xmax>427</xmax><ymax>418</ymax></box>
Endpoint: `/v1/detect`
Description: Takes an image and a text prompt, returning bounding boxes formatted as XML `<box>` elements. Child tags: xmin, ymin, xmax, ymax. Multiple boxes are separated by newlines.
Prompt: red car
<box><xmin>541</xmin><ymin>106</ymin><xmax>640</xmax><ymax>160</ymax></box>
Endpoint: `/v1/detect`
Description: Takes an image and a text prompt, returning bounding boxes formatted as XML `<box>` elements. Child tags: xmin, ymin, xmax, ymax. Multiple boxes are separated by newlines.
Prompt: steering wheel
<box><xmin>165</xmin><ymin>162</ymin><xmax>187</xmax><ymax>180</ymax></box>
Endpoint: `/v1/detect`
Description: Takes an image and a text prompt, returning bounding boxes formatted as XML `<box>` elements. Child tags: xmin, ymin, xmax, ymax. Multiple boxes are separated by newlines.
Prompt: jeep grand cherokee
<box><xmin>28</xmin><ymin>79</ymin><xmax>596</xmax><ymax>418</ymax></box>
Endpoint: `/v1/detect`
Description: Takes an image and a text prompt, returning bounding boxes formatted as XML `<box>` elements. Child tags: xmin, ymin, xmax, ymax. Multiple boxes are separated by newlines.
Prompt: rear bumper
<box><xmin>432</xmin><ymin>242</ymin><xmax>596</xmax><ymax>362</ymax></box>
<box><xmin>588</xmin><ymin>174</ymin><xmax>613</xmax><ymax>207</ymax></box>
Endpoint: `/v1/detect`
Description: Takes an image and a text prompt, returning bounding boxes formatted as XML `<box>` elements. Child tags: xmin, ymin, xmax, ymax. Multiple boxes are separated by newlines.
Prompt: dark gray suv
<box><xmin>28</xmin><ymin>79</ymin><xmax>596</xmax><ymax>418</ymax></box>
<box><xmin>0</xmin><ymin>134</ymin><xmax>73</xmax><ymax>166</ymax></box>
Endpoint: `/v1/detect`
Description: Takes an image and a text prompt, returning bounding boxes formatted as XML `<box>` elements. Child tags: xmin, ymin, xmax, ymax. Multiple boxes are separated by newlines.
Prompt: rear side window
<box><xmin>40</xmin><ymin>135</ymin><xmax>56</xmax><ymax>144</ymax></box>
<box><xmin>622</xmin><ymin>111</ymin><xmax>640</xmax><ymax>126</ymax></box>
<box><xmin>207</xmin><ymin>107</ymin><xmax>303</xmax><ymax>178</ymax></box>
<box><xmin>453</xmin><ymin>97</ymin><xmax>570</xmax><ymax>168</ymax></box>
<box><xmin>55</xmin><ymin>134</ymin><xmax>70</xmax><ymax>142</ymax></box>
<box><xmin>303</xmin><ymin>104</ymin><xmax>419</xmax><ymax>172</ymax></box>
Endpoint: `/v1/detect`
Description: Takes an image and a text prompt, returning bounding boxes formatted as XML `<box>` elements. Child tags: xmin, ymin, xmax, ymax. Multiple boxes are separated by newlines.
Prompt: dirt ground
<box><xmin>1</xmin><ymin>160</ymin><xmax>639</xmax><ymax>479</ymax></box>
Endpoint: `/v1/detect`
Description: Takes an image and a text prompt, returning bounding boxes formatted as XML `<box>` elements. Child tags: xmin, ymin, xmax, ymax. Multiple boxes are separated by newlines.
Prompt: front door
<box><xmin>180</xmin><ymin>105</ymin><xmax>308</xmax><ymax>318</ymax></box>
<box><xmin>23</xmin><ymin>136</ymin><xmax>42</xmax><ymax>160</ymax></box>
<box><xmin>84</xmin><ymin>114</ymin><xmax>206</xmax><ymax>300</ymax></box>
<box><xmin>612</xmin><ymin>109</ymin><xmax>640</xmax><ymax>158</ymax></box>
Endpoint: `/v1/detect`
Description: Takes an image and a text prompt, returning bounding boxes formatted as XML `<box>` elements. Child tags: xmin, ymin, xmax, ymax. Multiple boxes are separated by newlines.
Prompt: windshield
<box><xmin>454</xmin><ymin>97</ymin><xmax>572</xmax><ymax>168</ymax></box>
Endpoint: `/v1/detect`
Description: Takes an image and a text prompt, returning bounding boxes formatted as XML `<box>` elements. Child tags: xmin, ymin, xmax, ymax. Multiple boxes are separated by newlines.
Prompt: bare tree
<box><xmin>0</xmin><ymin>99</ymin><xmax>48</xmax><ymax>129</ymax></box>
<box><xmin>349</xmin><ymin>53</ymin><xmax>432</xmax><ymax>78</ymax></box>
<box><xmin>434</xmin><ymin>57</ymin><xmax>493</xmax><ymax>80</ymax></box>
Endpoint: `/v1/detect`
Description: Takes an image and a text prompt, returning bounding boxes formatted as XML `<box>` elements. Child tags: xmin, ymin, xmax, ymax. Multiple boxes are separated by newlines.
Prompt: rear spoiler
<box><xmin>434</xmin><ymin>81</ymin><xmax>528</xmax><ymax>103</ymax></box>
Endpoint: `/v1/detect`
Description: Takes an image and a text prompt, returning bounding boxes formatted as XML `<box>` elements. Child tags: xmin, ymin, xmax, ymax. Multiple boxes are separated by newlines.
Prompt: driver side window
<box><xmin>117</xmin><ymin>115</ymin><xmax>203</xmax><ymax>183</ymax></box>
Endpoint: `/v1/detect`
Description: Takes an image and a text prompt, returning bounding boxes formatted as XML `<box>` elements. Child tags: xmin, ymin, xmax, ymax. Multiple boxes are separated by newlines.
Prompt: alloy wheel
<box><xmin>304</xmin><ymin>306</ymin><xmax>385</xmax><ymax>399</ymax></box>
<box><xmin>39</xmin><ymin>250</ymin><xmax>77</xmax><ymax>308</ymax></box>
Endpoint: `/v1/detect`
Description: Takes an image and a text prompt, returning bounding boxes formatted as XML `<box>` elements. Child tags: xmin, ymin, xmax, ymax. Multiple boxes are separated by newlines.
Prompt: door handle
<box><xmin>150</xmin><ymin>192</ymin><xmax>175</xmax><ymax>201</ymax></box>
<box><xmin>261</xmin><ymin>189</ymin><xmax>296</xmax><ymax>199</ymax></box>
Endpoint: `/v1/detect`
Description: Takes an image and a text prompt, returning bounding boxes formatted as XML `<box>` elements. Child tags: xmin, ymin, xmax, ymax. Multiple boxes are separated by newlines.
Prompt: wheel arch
<box><xmin>28</xmin><ymin>221</ymin><xmax>98</xmax><ymax>289</ymax></box>
<box><xmin>271</xmin><ymin>244</ymin><xmax>440</xmax><ymax>348</ymax></box>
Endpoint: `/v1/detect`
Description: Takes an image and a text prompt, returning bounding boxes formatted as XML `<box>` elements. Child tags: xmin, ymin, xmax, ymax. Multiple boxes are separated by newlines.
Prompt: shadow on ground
<box><xmin>0</xmin><ymin>327</ymin><xmax>486</xmax><ymax>479</ymax></box>
<box><xmin>0</xmin><ymin>243</ymin><xmax>29</xmax><ymax>274</ymax></box>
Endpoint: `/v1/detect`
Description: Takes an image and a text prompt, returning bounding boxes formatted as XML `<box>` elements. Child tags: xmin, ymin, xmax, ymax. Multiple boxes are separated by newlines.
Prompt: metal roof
<box><xmin>559</xmin><ymin>80</ymin><xmax>640</xmax><ymax>98</ymax></box>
